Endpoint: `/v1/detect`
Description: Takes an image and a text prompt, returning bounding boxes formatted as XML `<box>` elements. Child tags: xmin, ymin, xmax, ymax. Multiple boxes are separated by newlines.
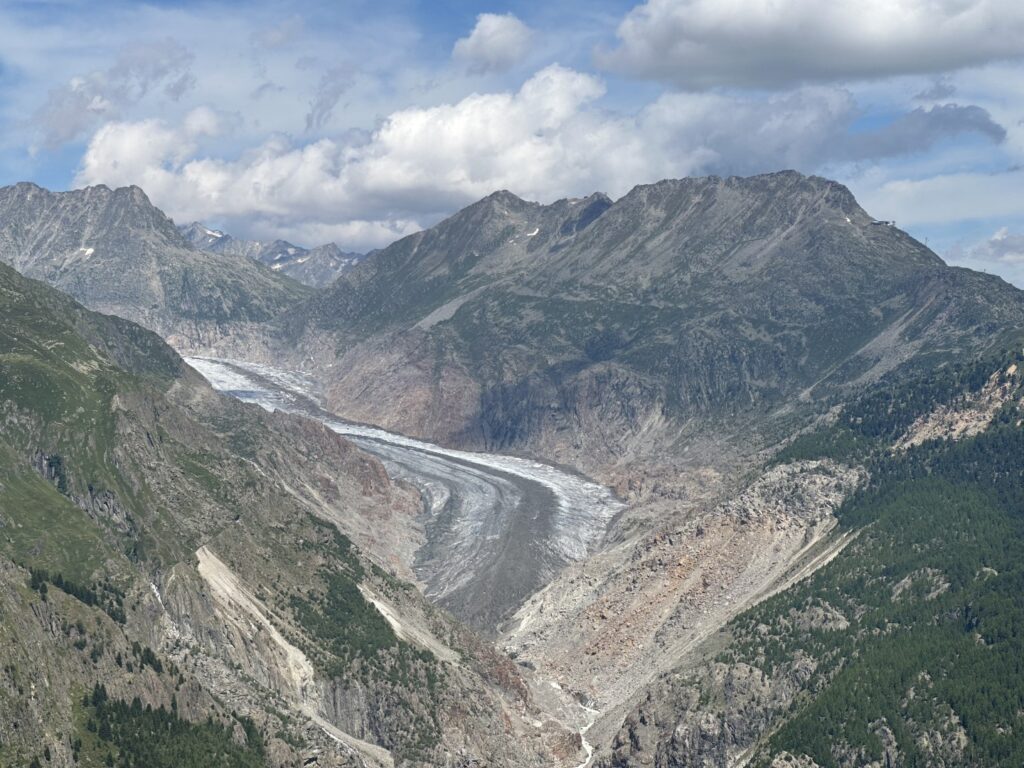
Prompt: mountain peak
<box><xmin>610</xmin><ymin>171</ymin><xmax>867</xmax><ymax>238</ymax></box>
<box><xmin>178</xmin><ymin>222</ymin><xmax>362</xmax><ymax>287</ymax></box>
<box><xmin>179</xmin><ymin>221</ymin><xmax>229</xmax><ymax>250</ymax></box>
<box><xmin>0</xmin><ymin>181</ymin><xmax>309</xmax><ymax>341</ymax></box>
<box><xmin>486</xmin><ymin>189</ymin><xmax>529</xmax><ymax>205</ymax></box>
<box><xmin>117</xmin><ymin>183</ymin><xmax>153</xmax><ymax>204</ymax></box>
<box><xmin>11</xmin><ymin>180</ymin><xmax>45</xmax><ymax>194</ymax></box>
<box><xmin>471</xmin><ymin>189</ymin><xmax>535</xmax><ymax>216</ymax></box>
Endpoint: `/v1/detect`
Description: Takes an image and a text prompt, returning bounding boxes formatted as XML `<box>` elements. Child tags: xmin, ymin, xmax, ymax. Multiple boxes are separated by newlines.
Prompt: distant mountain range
<box><xmin>178</xmin><ymin>221</ymin><xmax>364</xmax><ymax>288</ymax></box>
<box><xmin>0</xmin><ymin>182</ymin><xmax>310</xmax><ymax>350</ymax></box>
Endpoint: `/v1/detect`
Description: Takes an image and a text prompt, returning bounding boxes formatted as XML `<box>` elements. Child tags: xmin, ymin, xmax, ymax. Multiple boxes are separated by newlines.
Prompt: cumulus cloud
<box><xmin>453</xmin><ymin>13</ymin><xmax>532</xmax><ymax>73</ymax></box>
<box><xmin>76</xmin><ymin>108</ymin><xmax>224</xmax><ymax>187</ymax></box>
<box><xmin>73</xmin><ymin>65</ymin><xmax>1007</xmax><ymax>250</ymax></box>
<box><xmin>31</xmin><ymin>39</ymin><xmax>194</xmax><ymax>150</ymax></box>
<box><xmin>76</xmin><ymin>65</ymin><xmax>612</xmax><ymax>246</ymax></box>
<box><xmin>599</xmin><ymin>0</ymin><xmax>1024</xmax><ymax>89</ymax></box>
<box><xmin>968</xmin><ymin>228</ymin><xmax>1024</xmax><ymax>263</ymax></box>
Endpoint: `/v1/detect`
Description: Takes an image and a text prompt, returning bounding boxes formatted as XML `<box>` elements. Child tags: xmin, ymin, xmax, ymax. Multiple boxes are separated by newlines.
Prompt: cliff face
<box><xmin>0</xmin><ymin>182</ymin><xmax>311</xmax><ymax>351</ymax></box>
<box><xmin>264</xmin><ymin>172</ymin><xmax>1024</xmax><ymax>478</ymax></box>
<box><xmin>0</xmin><ymin>262</ymin><xmax>575</xmax><ymax>768</ymax></box>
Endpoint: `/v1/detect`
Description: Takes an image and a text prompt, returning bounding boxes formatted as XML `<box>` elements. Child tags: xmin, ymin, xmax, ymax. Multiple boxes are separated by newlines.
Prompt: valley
<box><xmin>7</xmin><ymin>0</ymin><xmax>1024</xmax><ymax>763</ymax></box>
<box><xmin>182</xmin><ymin>356</ymin><xmax>876</xmax><ymax>766</ymax></box>
<box><xmin>184</xmin><ymin>356</ymin><xmax>624</xmax><ymax>634</ymax></box>
<box><xmin>2</xmin><ymin>170</ymin><xmax>1024</xmax><ymax>767</ymax></box>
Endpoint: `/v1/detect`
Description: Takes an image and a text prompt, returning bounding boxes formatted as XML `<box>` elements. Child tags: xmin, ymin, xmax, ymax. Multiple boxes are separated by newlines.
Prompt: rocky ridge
<box><xmin>0</xmin><ymin>183</ymin><xmax>311</xmax><ymax>350</ymax></box>
<box><xmin>179</xmin><ymin>221</ymin><xmax>363</xmax><ymax>288</ymax></box>
<box><xmin>223</xmin><ymin>172</ymin><xmax>1024</xmax><ymax>488</ymax></box>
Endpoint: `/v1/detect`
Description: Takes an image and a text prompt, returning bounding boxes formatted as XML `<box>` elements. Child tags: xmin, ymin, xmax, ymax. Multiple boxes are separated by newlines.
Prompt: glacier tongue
<box><xmin>185</xmin><ymin>356</ymin><xmax>623</xmax><ymax>631</ymax></box>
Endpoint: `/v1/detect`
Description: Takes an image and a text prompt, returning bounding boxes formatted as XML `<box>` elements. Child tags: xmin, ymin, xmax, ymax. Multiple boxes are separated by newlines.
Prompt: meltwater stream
<box><xmin>185</xmin><ymin>357</ymin><xmax>623</xmax><ymax>634</ymax></box>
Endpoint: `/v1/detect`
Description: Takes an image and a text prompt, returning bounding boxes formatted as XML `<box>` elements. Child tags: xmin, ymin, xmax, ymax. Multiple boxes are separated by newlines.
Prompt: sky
<box><xmin>2</xmin><ymin>0</ymin><xmax>1024</xmax><ymax>286</ymax></box>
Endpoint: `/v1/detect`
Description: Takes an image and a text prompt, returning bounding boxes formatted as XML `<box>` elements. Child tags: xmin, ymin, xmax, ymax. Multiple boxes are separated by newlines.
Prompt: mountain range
<box><xmin>258</xmin><ymin>172</ymin><xmax>1024</xmax><ymax>481</ymax></box>
<box><xmin>0</xmin><ymin>183</ymin><xmax>311</xmax><ymax>350</ymax></box>
<box><xmin>178</xmin><ymin>221</ymin><xmax>363</xmax><ymax>288</ymax></box>
<box><xmin>2</xmin><ymin>171</ymin><xmax>1024</xmax><ymax>767</ymax></box>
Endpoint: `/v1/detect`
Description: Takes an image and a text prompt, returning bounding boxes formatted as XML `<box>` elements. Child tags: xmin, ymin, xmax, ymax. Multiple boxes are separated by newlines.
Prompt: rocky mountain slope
<box><xmin>179</xmin><ymin>222</ymin><xmax>363</xmax><ymax>288</ymax></box>
<box><xmin>191</xmin><ymin>171</ymin><xmax>1024</xmax><ymax>767</ymax></box>
<box><xmin>597</xmin><ymin>350</ymin><xmax>1024</xmax><ymax>767</ymax></box>
<box><xmin>250</xmin><ymin>171</ymin><xmax>1024</xmax><ymax>483</ymax></box>
<box><xmin>0</xmin><ymin>183</ymin><xmax>311</xmax><ymax>350</ymax></box>
<box><xmin>0</xmin><ymin>261</ymin><xmax>585</xmax><ymax>768</ymax></box>
<box><xmin>6</xmin><ymin>171</ymin><xmax>1024</xmax><ymax>768</ymax></box>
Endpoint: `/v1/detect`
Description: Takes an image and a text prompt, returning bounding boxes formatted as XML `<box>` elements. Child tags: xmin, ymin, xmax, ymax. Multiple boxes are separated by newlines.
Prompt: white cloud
<box><xmin>76</xmin><ymin>108</ymin><xmax>231</xmax><ymax>189</ymax></box>
<box><xmin>599</xmin><ymin>0</ymin><xmax>1024</xmax><ymax>89</ymax></box>
<box><xmin>182</xmin><ymin>106</ymin><xmax>225</xmax><ymax>137</ymax></box>
<box><xmin>76</xmin><ymin>66</ymin><xmax>614</xmax><ymax>247</ymax></box>
<box><xmin>73</xmin><ymin>65</ymin><xmax>1007</xmax><ymax>251</ymax></box>
<box><xmin>977</xmin><ymin>228</ymin><xmax>1024</xmax><ymax>263</ymax></box>
<box><xmin>453</xmin><ymin>13</ymin><xmax>533</xmax><ymax>73</ymax></box>
<box><xmin>31</xmin><ymin>39</ymin><xmax>194</xmax><ymax>150</ymax></box>
<box><xmin>855</xmin><ymin>169</ymin><xmax>1024</xmax><ymax>227</ymax></box>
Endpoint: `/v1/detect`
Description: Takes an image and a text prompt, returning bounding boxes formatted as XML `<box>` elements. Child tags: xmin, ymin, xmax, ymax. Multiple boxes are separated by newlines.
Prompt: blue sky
<box><xmin>2</xmin><ymin>0</ymin><xmax>1024</xmax><ymax>285</ymax></box>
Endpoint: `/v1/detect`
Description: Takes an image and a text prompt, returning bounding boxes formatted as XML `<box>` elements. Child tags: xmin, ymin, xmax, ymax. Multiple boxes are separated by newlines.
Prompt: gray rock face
<box><xmin>180</xmin><ymin>221</ymin><xmax>363</xmax><ymax>287</ymax></box>
<box><xmin>0</xmin><ymin>182</ymin><xmax>310</xmax><ymax>349</ymax></box>
<box><xmin>269</xmin><ymin>171</ymin><xmax>1024</xmax><ymax>476</ymax></box>
<box><xmin>178</xmin><ymin>221</ymin><xmax>229</xmax><ymax>249</ymax></box>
